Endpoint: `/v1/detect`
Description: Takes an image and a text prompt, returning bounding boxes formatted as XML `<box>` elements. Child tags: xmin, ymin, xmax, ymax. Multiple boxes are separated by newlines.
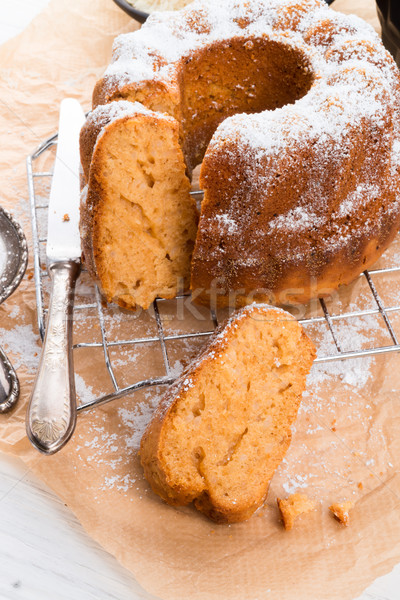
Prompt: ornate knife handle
<box><xmin>26</xmin><ymin>260</ymin><xmax>80</xmax><ymax>454</ymax></box>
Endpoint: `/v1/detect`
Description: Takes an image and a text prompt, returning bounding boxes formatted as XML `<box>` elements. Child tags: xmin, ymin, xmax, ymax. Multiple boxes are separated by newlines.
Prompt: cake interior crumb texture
<box><xmin>80</xmin><ymin>107</ymin><xmax>198</xmax><ymax>309</ymax></box>
<box><xmin>140</xmin><ymin>304</ymin><xmax>316</xmax><ymax>523</ymax></box>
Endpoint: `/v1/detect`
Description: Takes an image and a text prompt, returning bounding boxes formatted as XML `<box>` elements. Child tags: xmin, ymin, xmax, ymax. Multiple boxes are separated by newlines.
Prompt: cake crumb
<box><xmin>357</xmin><ymin>482</ymin><xmax>363</xmax><ymax>490</ymax></box>
<box><xmin>329</xmin><ymin>501</ymin><xmax>354</xmax><ymax>526</ymax></box>
<box><xmin>277</xmin><ymin>493</ymin><xmax>316</xmax><ymax>531</ymax></box>
<box><xmin>63</xmin><ymin>213</ymin><xmax>70</xmax><ymax>222</ymax></box>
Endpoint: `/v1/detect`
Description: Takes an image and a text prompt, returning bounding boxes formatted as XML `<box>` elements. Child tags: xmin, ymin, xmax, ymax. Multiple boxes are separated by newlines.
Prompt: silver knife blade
<box><xmin>47</xmin><ymin>98</ymin><xmax>85</xmax><ymax>263</ymax></box>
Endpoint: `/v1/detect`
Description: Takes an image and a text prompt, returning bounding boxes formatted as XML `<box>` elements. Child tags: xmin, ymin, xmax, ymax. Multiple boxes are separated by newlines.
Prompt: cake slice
<box><xmin>80</xmin><ymin>101</ymin><xmax>198</xmax><ymax>310</ymax></box>
<box><xmin>140</xmin><ymin>304</ymin><xmax>316</xmax><ymax>523</ymax></box>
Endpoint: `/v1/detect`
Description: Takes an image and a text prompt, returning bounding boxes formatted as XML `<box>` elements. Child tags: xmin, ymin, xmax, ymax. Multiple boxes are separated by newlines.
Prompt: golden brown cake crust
<box><xmin>140</xmin><ymin>304</ymin><xmax>316</xmax><ymax>523</ymax></box>
<box><xmin>80</xmin><ymin>108</ymin><xmax>113</xmax><ymax>182</ymax></box>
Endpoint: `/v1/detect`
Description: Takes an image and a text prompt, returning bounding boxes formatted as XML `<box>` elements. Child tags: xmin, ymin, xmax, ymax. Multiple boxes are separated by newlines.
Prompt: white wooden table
<box><xmin>0</xmin><ymin>1</ymin><xmax>400</xmax><ymax>598</ymax></box>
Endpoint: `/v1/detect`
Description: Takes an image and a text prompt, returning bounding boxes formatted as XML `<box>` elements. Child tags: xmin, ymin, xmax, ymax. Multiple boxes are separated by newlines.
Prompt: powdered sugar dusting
<box><xmin>309</xmin><ymin>327</ymin><xmax>374</xmax><ymax>389</ymax></box>
<box><xmin>87</xmin><ymin>100</ymin><xmax>174</xmax><ymax>148</ymax></box>
<box><xmin>75</xmin><ymin>373</ymin><xmax>97</xmax><ymax>406</ymax></box>
<box><xmin>74</xmin><ymin>387</ymin><xmax>166</xmax><ymax>497</ymax></box>
<box><xmin>0</xmin><ymin>324</ymin><xmax>40</xmax><ymax>374</ymax></box>
<box><xmin>215</xmin><ymin>213</ymin><xmax>238</xmax><ymax>234</ymax></box>
<box><xmin>270</xmin><ymin>206</ymin><xmax>325</xmax><ymax>233</ymax></box>
<box><xmin>80</xmin><ymin>184</ymin><xmax>88</xmax><ymax>207</ymax></box>
<box><xmin>91</xmin><ymin>99</ymin><xmax>162</xmax><ymax>124</ymax></box>
<box><xmin>118</xmin><ymin>390</ymin><xmax>163</xmax><ymax>450</ymax></box>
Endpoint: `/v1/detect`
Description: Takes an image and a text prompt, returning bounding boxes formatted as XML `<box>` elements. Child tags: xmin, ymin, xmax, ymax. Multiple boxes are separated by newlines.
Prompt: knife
<box><xmin>26</xmin><ymin>98</ymin><xmax>86</xmax><ymax>455</ymax></box>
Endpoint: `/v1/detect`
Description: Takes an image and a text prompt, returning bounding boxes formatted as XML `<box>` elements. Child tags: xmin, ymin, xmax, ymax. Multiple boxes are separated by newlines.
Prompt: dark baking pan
<box><xmin>112</xmin><ymin>0</ymin><xmax>149</xmax><ymax>23</ymax></box>
<box><xmin>376</xmin><ymin>0</ymin><xmax>400</xmax><ymax>67</ymax></box>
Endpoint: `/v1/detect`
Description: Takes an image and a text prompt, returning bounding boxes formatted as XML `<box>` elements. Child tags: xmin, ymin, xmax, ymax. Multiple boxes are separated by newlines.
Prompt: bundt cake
<box><xmin>83</xmin><ymin>0</ymin><xmax>400</xmax><ymax>308</ymax></box>
<box><xmin>140</xmin><ymin>303</ymin><xmax>316</xmax><ymax>523</ymax></box>
<box><xmin>80</xmin><ymin>101</ymin><xmax>198</xmax><ymax>309</ymax></box>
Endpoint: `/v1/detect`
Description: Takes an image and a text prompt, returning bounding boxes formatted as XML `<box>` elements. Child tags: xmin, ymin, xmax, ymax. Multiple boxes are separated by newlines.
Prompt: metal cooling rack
<box><xmin>27</xmin><ymin>132</ymin><xmax>400</xmax><ymax>414</ymax></box>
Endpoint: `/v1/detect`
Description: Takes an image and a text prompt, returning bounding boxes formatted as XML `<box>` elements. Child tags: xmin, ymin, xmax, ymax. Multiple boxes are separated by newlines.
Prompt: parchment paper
<box><xmin>2</xmin><ymin>1</ymin><xmax>400</xmax><ymax>599</ymax></box>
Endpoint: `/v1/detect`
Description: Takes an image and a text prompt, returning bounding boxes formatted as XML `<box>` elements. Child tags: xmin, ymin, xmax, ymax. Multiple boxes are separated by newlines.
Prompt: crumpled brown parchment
<box><xmin>2</xmin><ymin>1</ymin><xmax>400</xmax><ymax>599</ymax></box>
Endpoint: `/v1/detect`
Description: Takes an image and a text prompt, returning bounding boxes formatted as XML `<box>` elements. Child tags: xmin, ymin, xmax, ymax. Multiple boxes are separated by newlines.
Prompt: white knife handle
<box><xmin>26</xmin><ymin>260</ymin><xmax>80</xmax><ymax>454</ymax></box>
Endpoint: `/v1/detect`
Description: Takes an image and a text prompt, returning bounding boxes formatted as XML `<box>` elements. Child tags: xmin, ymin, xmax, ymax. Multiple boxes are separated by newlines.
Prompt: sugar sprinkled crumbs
<box><xmin>0</xmin><ymin>324</ymin><xmax>41</xmax><ymax>373</ymax></box>
<box><xmin>75</xmin><ymin>373</ymin><xmax>97</xmax><ymax>406</ymax></box>
<box><xmin>282</xmin><ymin>474</ymin><xmax>310</xmax><ymax>494</ymax></box>
<box><xmin>118</xmin><ymin>389</ymin><xmax>164</xmax><ymax>450</ymax></box>
<box><xmin>307</xmin><ymin>314</ymin><xmax>376</xmax><ymax>389</ymax></box>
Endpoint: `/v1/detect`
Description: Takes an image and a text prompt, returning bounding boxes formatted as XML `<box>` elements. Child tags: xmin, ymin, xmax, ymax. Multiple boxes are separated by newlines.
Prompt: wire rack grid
<box><xmin>26</xmin><ymin>132</ymin><xmax>400</xmax><ymax>414</ymax></box>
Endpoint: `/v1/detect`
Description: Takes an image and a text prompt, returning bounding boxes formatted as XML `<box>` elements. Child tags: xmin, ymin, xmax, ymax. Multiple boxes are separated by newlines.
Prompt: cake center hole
<box><xmin>179</xmin><ymin>36</ymin><xmax>314</xmax><ymax>171</ymax></box>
